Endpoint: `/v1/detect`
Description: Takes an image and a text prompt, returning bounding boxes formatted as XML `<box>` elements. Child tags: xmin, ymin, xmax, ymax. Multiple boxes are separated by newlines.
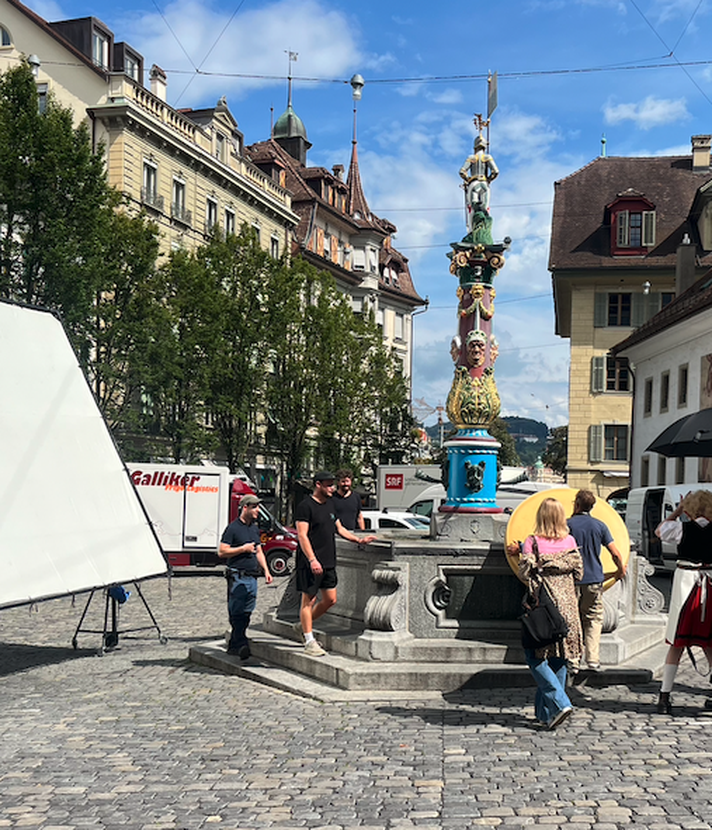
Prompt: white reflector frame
<box><xmin>0</xmin><ymin>302</ymin><xmax>167</xmax><ymax>608</ymax></box>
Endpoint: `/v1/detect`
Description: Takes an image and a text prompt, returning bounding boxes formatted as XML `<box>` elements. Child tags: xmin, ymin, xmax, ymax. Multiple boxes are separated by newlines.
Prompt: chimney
<box><xmin>149</xmin><ymin>64</ymin><xmax>167</xmax><ymax>102</ymax></box>
<box><xmin>676</xmin><ymin>233</ymin><xmax>697</xmax><ymax>295</ymax></box>
<box><xmin>332</xmin><ymin>164</ymin><xmax>344</xmax><ymax>181</ymax></box>
<box><xmin>692</xmin><ymin>135</ymin><xmax>711</xmax><ymax>172</ymax></box>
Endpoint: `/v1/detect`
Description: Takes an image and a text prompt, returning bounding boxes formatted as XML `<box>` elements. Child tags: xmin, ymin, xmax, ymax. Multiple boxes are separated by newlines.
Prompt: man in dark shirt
<box><xmin>332</xmin><ymin>468</ymin><xmax>365</xmax><ymax>531</ymax></box>
<box><xmin>218</xmin><ymin>494</ymin><xmax>273</xmax><ymax>660</ymax></box>
<box><xmin>568</xmin><ymin>489</ymin><xmax>625</xmax><ymax>671</ymax></box>
<box><xmin>295</xmin><ymin>471</ymin><xmax>376</xmax><ymax>656</ymax></box>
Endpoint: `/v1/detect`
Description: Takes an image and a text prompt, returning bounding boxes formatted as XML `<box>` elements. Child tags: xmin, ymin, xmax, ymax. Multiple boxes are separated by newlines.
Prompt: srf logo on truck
<box><xmin>384</xmin><ymin>474</ymin><xmax>404</xmax><ymax>490</ymax></box>
<box><xmin>131</xmin><ymin>470</ymin><xmax>218</xmax><ymax>493</ymax></box>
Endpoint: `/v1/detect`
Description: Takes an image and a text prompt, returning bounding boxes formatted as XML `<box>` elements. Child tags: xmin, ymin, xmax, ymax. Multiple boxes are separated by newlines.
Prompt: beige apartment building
<box><xmin>550</xmin><ymin>139</ymin><xmax>712</xmax><ymax>497</ymax></box>
<box><xmin>0</xmin><ymin>0</ymin><xmax>298</xmax><ymax>257</ymax></box>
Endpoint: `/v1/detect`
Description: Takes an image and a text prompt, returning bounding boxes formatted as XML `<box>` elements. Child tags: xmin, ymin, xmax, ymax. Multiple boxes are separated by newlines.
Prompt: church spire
<box><xmin>345</xmin><ymin>74</ymin><xmax>370</xmax><ymax>222</ymax></box>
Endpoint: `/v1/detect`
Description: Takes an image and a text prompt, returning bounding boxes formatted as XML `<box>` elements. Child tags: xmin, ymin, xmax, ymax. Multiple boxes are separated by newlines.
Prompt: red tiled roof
<box><xmin>549</xmin><ymin>156</ymin><xmax>712</xmax><ymax>271</ymax></box>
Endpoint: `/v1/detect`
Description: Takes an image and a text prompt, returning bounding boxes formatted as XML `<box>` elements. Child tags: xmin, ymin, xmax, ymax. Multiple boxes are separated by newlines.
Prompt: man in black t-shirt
<box><xmin>218</xmin><ymin>494</ymin><xmax>273</xmax><ymax>660</ymax></box>
<box><xmin>333</xmin><ymin>468</ymin><xmax>365</xmax><ymax>531</ymax></box>
<box><xmin>295</xmin><ymin>471</ymin><xmax>376</xmax><ymax>656</ymax></box>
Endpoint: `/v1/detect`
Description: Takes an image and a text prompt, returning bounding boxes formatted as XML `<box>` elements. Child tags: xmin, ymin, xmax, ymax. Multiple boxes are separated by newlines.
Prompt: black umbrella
<box><xmin>646</xmin><ymin>407</ymin><xmax>712</xmax><ymax>457</ymax></box>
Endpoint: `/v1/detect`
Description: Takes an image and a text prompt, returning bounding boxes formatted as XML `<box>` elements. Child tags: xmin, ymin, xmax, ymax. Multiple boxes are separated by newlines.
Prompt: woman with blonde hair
<box><xmin>514</xmin><ymin>497</ymin><xmax>583</xmax><ymax>728</ymax></box>
<box><xmin>655</xmin><ymin>489</ymin><xmax>712</xmax><ymax>714</ymax></box>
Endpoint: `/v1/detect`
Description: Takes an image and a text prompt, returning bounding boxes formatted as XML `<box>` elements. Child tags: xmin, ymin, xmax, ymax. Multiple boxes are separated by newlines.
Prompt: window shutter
<box><xmin>589</xmin><ymin>425</ymin><xmax>603</xmax><ymax>463</ymax></box>
<box><xmin>631</xmin><ymin>293</ymin><xmax>645</xmax><ymax>328</ymax></box>
<box><xmin>642</xmin><ymin>211</ymin><xmax>656</xmax><ymax>246</ymax></box>
<box><xmin>591</xmin><ymin>356</ymin><xmax>605</xmax><ymax>392</ymax></box>
<box><xmin>644</xmin><ymin>292</ymin><xmax>660</xmax><ymax>323</ymax></box>
<box><xmin>617</xmin><ymin>211</ymin><xmax>629</xmax><ymax>247</ymax></box>
<box><xmin>594</xmin><ymin>293</ymin><xmax>607</xmax><ymax>327</ymax></box>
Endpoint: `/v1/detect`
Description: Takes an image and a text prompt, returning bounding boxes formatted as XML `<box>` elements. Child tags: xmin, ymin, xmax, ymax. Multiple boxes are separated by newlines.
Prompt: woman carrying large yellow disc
<box><xmin>505</xmin><ymin>487</ymin><xmax>629</xmax><ymax>591</ymax></box>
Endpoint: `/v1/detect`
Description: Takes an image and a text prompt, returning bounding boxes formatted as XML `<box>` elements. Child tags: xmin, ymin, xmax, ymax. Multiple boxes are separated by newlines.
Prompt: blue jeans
<box><xmin>524</xmin><ymin>648</ymin><xmax>571</xmax><ymax>724</ymax></box>
<box><xmin>227</xmin><ymin>573</ymin><xmax>257</xmax><ymax>651</ymax></box>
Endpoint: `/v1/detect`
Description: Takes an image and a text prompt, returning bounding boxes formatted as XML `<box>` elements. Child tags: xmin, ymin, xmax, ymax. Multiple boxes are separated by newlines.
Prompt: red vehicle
<box><xmin>127</xmin><ymin>463</ymin><xmax>296</xmax><ymax>576</ymax></box>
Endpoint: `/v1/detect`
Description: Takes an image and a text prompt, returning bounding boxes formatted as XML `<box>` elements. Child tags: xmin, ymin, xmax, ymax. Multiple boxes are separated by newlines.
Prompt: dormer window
<box><xmin>609</xmin><ymin>193</ymin><xmax>656</xmax><ymax>255</ymax></box>
<box><xmin>92</xmin><ymin>29</ymin><xmax>109</xmax><ymax>68</ymax></box>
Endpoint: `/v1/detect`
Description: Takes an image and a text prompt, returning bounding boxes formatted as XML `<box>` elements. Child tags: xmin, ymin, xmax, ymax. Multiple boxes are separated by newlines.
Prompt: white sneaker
<box><xmin>548</xmin><ymin>706</ymin><xmax>573</xmax><ymax>730</ymax></box>
<box><xmin>304</xmin><ymin>640</ymin><xmax>326</xmax><ymax>657</ymax></box>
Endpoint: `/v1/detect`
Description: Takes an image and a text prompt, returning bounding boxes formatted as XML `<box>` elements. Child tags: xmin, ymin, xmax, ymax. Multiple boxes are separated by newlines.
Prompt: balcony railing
<box><xmin>141</xmin><ymin>188</ymin><xmax>164</xmax><ymax>212</ymax></box>
<box><xmin>171</xmin><ymin>203</ymin><xmax>192</xmax><ymax>226</ymax></box>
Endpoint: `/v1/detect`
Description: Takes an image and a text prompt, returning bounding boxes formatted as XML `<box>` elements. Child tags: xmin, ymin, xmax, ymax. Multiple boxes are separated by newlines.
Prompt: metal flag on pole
<box><xmin>487</xmin><ymin>71</ymin><xmax>498</xmax><ymax>119</ymax></box>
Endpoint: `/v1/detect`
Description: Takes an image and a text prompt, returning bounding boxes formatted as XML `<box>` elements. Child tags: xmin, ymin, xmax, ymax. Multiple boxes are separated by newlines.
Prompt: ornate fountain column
<box><xmin>442</xmin><ymin>133</ymin><xmax>509</xmax><ymax>512</ymax></box>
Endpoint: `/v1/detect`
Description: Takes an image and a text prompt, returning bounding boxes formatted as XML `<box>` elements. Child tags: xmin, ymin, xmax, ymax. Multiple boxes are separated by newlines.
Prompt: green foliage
<box><xmin>543</xmin><ymin>425</ymin><xmax>568</xmax><ymax>475</ymax></box>
<box><xmin>489</xmin><ymin>418</ymin><xmax>521</xmax><ymax>466</ymax></box>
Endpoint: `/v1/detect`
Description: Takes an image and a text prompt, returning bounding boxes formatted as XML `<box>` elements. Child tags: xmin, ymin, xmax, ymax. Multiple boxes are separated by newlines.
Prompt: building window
<box><xmin>216</xmin><ymin>133</ymin><xmax>226</xmax><ymax>163</ymax></box>
<box><xmin>224</xmin><ymin>208</ymin><xmax>235</xmax><ymax>237</ymax></box>
<box><xmin>172</xmin><ymin>179</ymin><xmax>190</xmax><ymax>225</ymax></box>
<box><xmin>376</xmin><ymin>308</ymin><xmax>384</xmax><ymax>329</ymax></box>
<box><xmin>37</xmin><ymin>83</ymin><xmax>48</xmax><ymax>114</ymax></box>
<box><xmin>641</xmin><ymin>456</ymin><xmax>649</xmax><ymax>487</ymax></box>
<box><xmin>205</xmin><ymin>197</ymin><xmax>218</xmax><ymax>233</ymax></box>
<box><xmin>644</xmin><ymin>377</ymin><xmax>653</xmax><ymax>416</ymax></box>
<box><xmin>662</xmin><ymin>292</ymin><xmax>675</xmax><ymax>308</ymax></box>
<box><xmin>270</xmin><ymin>236</ymin><xmax>279</xmax><ymax>259</ymax></box>
<box><xmin>1</xmin><ymin>26</ymin><xmax>12</xmax><ymax>46</ymax></box>
<box><xmin>92</xmin><ymin>30</ymin><xmax>109</xmax><ymax>69</ymax></box>
<box><xmin>660</xmin><ymin>371</ymin><xmax>670</xmax><ymax>413</ymax></box>
<box><xmin>589</xmin><ymin>424</ymin><xmax>629</xmax><ymax>462</ymax></box>
<box><xmin>252</xmin><ymin>223</ymin><xmax>261</xmax><ymax>244</ymax></box>
<box><xmin>615</xmin><ymin>210</ymin><xmax>656</xmax><ymax>249</ymax></box>
<box><xmin>675</xmin><ymin>457</ymin><xmax>685</xmax><ymax>485</ymax></box>
<box><xmin>124</xmin><ymin>55</ymin><xmax>139</xmax><ymax>81</ymax></box>
<box><xmin>608</xmin><ymin>293</ymin><xmax>631</xmax><ymax>326</ymax></box>
<box><xmin>678</xmin><ymin>364</ymin><xmax>688</xmax><ymax>408</ymax></box>
<box><xmin>353</xmin><ymin>248</ymin><xmax>365</xmax><ymax>271</ymax></box>
<box><xmin>657</xmin><ymin>455</ymin><xmax>666</xmax><ymax>486</ymax></box>
<box><xmin>142</xmin><ymin>161</ymin><xmax>159</xmax><ymax>207</ymax></box>
<box><xmin>591</xmin><ymin>356</ymin><xmax>629</xmax><ymax>392</ymax></box>
<box><xmin>394</xmin><ymin>313</ymin><xmax>404</xmax><ymax>341</ymax></box>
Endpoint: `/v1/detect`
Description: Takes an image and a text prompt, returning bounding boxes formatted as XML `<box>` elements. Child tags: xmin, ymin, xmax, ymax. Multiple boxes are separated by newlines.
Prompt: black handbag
<box><xmin>519</xmin><ymin>537</ymin><xmax>569</xmax><ymax>649</ymax></box>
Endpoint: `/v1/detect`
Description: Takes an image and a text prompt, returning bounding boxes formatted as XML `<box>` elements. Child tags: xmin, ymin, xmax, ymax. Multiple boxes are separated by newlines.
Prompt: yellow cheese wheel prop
<box><xmin>504</xmin><ymin>487</ymin><xmax>630</xmax><ymax>591</ymax></box>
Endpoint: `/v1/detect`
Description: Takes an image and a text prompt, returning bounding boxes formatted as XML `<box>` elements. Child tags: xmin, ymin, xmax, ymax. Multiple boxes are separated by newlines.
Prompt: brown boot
<box><xmin>657</xmin><ymin>691</ymin><xmax>672</xmax><ymax>715</ymax></box>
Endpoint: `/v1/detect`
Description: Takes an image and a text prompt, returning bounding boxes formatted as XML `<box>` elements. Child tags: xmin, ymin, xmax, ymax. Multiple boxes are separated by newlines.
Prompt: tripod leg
<box><xmin>133</xmin><ymin>582</ymin><xmax>168</xmax><ymax>644</ymax></box>
<box><xmin>72</xmin><ymin>590</ymin><xmax>96</xmax><ymax>649</ymax></box>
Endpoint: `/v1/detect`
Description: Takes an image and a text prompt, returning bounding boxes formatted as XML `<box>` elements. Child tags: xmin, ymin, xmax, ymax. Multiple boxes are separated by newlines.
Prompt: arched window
<box><xmin>1</xmin><ymin>26</ymin><xmax>12</xmax><ymax>47</ymax></box>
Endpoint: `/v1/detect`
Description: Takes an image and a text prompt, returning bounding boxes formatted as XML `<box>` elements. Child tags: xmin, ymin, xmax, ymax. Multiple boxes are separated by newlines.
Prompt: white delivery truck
<box><xmin>126</xmin><ymin>463</ymin><xmax>297</xmax><ymax>573</ymax></box>
<box><xmin>625</xmin><ymin>484</ymin><xmax>712</xmax><ymax>571</ymax></box>
<box><xmin>377</xmin><ymin>465</ymin><xmax>444</xmax><ymax>511</ymax></box>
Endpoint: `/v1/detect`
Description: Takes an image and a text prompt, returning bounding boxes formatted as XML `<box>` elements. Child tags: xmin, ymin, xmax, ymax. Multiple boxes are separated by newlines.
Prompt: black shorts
<box><xmin>296</xmin><ymin>566</ymin><xmax>338</xmax><ymax>597</ymax></box>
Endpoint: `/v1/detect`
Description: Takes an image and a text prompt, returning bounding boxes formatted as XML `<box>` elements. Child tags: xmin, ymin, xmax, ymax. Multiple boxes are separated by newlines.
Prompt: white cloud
<box><xmin>112</xmin><ymin>0</ymin><xmax>372</xmax><ymax>106</ymax></box>
<box><xmin>426</xmin><ymin>88</ymin><xmax>464</xmax><ymax>106</ymax></box>
<box><xmin>603</xmin><ymin>96</ymin><xmax>689</xmax><ymax>130</ymax></box>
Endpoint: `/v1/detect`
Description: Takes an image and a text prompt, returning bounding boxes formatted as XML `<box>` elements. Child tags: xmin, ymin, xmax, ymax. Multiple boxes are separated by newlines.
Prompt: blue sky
<box><xmin>23</xmin><ymin>0</ymin><xmax>712</xmax><ymax>428</ymax></box>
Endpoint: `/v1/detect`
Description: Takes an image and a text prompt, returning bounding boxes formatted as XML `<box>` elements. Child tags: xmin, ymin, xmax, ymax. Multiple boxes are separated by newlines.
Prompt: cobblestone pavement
<box><xmin>2</xmin><ymin>573</ymin><xmax>712</xmax><ymax>830</ymax></box>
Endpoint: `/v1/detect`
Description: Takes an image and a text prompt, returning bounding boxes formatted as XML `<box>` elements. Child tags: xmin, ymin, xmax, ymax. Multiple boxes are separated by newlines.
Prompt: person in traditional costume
<box><xmin>655</xmin><ymin>489</ymin><xmax>712</xmax><ymax>714</ymax></box>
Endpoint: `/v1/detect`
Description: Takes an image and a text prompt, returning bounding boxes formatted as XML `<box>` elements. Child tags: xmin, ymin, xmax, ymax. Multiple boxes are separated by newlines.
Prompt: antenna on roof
<box><xmin>601</xmin><ymin>133</ymin><xmax>607</xmax><ymax>158</ymax></box>
<box><xmin>285</xmin><ymin>50</ymin><xmax>298</xmax><ymax>108</ymax></box>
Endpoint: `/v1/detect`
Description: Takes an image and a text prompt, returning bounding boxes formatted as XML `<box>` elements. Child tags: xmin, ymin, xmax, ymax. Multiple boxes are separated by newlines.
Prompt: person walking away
<box><xmin>568</xmin><ymin>489</ymin><xmax>626</xmax><ymax>671</ymax></box>
<box><xmin>510</xmin><ymin>498</ymin><xmax>583</xmax><ymax>728</ymax></box>
<box><xmin>218</xmin><ymin>494</ymin><xmax>273</xmax><ymax>660</ymax></box>
<box><xmin>295</xmin><ymin>471</ymin><xmax>376</xmax><ymax>656</ymax></box>
<box><xmin>655</xmin><ymin>489</ymin><xmax>712</xmax><ymax>714</ymax></box>
<box><xmin>332</xmin><ymin>468</ymin><xmax>365</xmax><ymax>531</ymax></box>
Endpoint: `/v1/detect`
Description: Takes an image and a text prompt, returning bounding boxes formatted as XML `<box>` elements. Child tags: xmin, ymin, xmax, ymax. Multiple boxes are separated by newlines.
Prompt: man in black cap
<box><xmin>218</xmin><ymin>493</ymin><xmax>273</xmax><ymax>660</ymax></box>
<box><xmin>295</xmin><ymin>471</ymin><xmax>376</xmax><ymax>656</ymax></box>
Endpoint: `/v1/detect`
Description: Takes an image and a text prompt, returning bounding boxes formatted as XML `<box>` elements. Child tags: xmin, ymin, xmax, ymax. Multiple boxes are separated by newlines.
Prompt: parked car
<box><xmin>361</xmin><ymin>510</ymin><xmax>431</xmax><ymax>531</ymax></box>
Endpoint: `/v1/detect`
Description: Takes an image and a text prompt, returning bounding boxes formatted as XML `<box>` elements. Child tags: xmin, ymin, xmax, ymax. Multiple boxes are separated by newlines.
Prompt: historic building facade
<box><xmin>246</xmin><ymin>103</ymin><xmax>425</xmax><ymax>379</ymax></box>
<box><xmin>549</xmin><ymin>139</ymin><xmax>712</xmax><ymax>496</ymax></box>
<box><xmin>0</xmin><ymin>0</ymin><xmax>298</xmax><ymax>256</ymax></box>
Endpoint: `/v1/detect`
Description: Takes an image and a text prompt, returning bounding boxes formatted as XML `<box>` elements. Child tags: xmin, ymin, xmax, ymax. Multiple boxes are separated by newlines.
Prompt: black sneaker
<box><xmin>657</xmin><ymin>692</ymin><xmax>673</xmax><ymax>715</ymax></box>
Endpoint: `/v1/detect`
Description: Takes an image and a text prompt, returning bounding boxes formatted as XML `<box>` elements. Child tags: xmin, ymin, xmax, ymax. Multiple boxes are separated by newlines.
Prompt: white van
<box><xmin>625</xmin><ymin>484</ymin><xmax>712</xmax><ymax>571</ymax></box>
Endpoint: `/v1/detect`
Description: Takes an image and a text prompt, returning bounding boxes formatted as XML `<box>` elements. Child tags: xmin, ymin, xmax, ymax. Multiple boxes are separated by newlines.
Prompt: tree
<box><xmin>489</xmin><ymin>417</ymin><xmax>521</xmax><ymax>467</ymax></box>
<box><xmin>543</xmin><ymin>425</ymin><xmax>568</xmax><ymax>475</ymax></box>
<box><xmin>0</xmin><ymin>62</ymin><xmax>122</xmax><ymax>355</ymax></box>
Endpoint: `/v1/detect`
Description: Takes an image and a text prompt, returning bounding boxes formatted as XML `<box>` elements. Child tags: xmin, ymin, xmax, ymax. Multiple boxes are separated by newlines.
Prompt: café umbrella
<box><xmin>645</xmin><ymin>407</ymin><xmax>712</xmax><ymax>457</ymax></box>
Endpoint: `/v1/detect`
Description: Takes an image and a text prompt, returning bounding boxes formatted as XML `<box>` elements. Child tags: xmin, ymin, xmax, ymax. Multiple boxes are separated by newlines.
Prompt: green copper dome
<box><xmin>273</xmin><ymin>104</ymin><xmax>308</xmax><ymax>141</ymax></box>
